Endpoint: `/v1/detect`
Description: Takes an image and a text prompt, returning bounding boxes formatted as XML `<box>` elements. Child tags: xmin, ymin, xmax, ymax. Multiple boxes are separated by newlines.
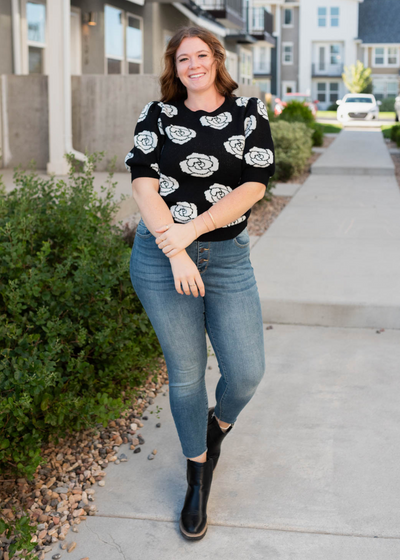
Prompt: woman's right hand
<box><xmin>169</xmin><ymin>251</ymin><xmax>205</xmax><ymax>297</ymax></box>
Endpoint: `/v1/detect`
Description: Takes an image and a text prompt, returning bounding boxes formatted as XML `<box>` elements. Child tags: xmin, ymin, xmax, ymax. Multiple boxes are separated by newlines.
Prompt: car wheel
<box><xmin>396</xmin><ymin>113</ymin><xmax>399</xmax><ymax>122</ymax></box>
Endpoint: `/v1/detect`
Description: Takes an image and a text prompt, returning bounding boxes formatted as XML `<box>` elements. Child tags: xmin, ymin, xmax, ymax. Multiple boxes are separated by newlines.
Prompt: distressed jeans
<box><xmin>130</xmin><ymin>218</ymin><xmax>265</xmax><ymax>458</ymax></box>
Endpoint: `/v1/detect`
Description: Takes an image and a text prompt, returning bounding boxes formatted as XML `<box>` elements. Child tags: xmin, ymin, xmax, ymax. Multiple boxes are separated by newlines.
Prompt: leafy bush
<box><xmin>0</xmin><ymin>154</ymin><xmax>162</xmax><ymax>478</ymax></box>
<box><xmin>270</xmin><ymin>121</ymin><xmax>313</xmax><ymax>181</ymax></box>
<box><xmin>327</xmin><ymin>102</ymin><xmax>339</xmax><ymax>111</ymax></box>
<box><xmin>390</xmin><ymin>124</ymin><xmax>400</xmax><ymax>143</ymax></box>
<box><xmin>378</xmin><ymin>97</ymin><xmax>395</xmax><ymax>112</ymax></box>
<box><xmin>279</xmin><ymin>100</ymin><xmax>315</xmax><ymax>126</ymax></box>
<box><xmin>278</xmin><ymin>100</ymin><xmax>323</xmax><ymax>147</ymax></box>
<box><xmin>310</xmin><ymin>122</ymin><xmax>324</xmax><ymax>147</ymax></box>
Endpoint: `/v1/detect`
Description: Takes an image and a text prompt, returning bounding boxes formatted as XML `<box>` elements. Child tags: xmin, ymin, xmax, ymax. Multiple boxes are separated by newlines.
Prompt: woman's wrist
<box><xmin>192</xmin><ymin>212</ymin><xmax>215</xmax><ymax>237</ymax></box>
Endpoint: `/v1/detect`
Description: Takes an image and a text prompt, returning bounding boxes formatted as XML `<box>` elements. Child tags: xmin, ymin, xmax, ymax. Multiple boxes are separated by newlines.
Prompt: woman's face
<box><xmin>175</xmin><ymin>37</ymin><xmax>218</xmax><ymax>95</ymax></box>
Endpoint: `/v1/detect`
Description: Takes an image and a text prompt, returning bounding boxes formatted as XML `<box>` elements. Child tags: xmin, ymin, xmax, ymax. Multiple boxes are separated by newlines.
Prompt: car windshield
<box><xmin>345</xmin><ymin>97</ymin><xmax>373</xmax><ymax>103</ymax></box>
<box><xmin>282</xmin><ymin>95</ymin><xmax>311</xmax><ymax>103</ymax></box>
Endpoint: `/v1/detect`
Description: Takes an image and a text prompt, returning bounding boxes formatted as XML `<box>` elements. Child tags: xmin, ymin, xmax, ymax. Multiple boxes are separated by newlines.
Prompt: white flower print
<box><xmin>244</xmin><ymin>115</ymin><xmax>257</xmax><ymax>138</ymax></box>
<box><xmin>257</xmin><ymin>99</ymin><xmax>269</xmax><ymax>120</ymax></box>
<box><xmin>134</xmin><ymin>130</ymin><xmax>158</xmax><ymax>154</ymax></box>
<box><xmin>158</xmin><ymin>102</ymin><xmax>178</xmax><ymax>118</ymax></box>
<box><xmin>170</xmin><ymin>202</ymin><xmax>198</xmax><ymax>223</ymax></box>
<box><xmin>236</xmin><ymin>97</ymin><xmax>250</xmax><ymax>107</ymax></box>
<box><xmin>124</xmin><ymin>152</ymin><xmax>134</xmax><ymax>171</ymax></box>
<box><xmin>159</xmin><ymin>173</ymin><xmax>179</xmax><ymax>196</ymax></box>
<box><xmin>165</xmin><ymin>125</ymin><xmax>196</xmax><ymax>145</ymax></box>
<box><xmin>224</xmin><ymin>135</ymin><xmax>245</xmax><ymax>159</ymax></box>
<box><xmin>150</xmin><ymin>163</ymin><xmax>160</xmax><ymax>175</ymax></box>
<box><xmin>200</xmin><ymin>112</ymin><xmax>232</xmax><ymax>130</ymax></box>
<box><xmin>204</xmin><ymin>183</ymin><xmax>232</xmax><ymax>204</ymax></box>
<box><xmin>222</xmin><ymin>215</ymin><xmax>246</xmax><ymax>228</ymax></box>
<box><xmin>244</xmin><ymin>147</ymin><xmax>274</xmax><ymax>167</ymax></box>
<box><xmin>158</xmin><ymin>118</ymin><xmax>165</xmax><ymax>135</ymax></box>
<box><xmin>137</xmin><ymin>102</ymin><xmax>153</xmax><ymax>123</ymax></box>
<box><xmin>179</xmin><ymin>152</ymin><xmax>219</xmax><ymax>177</ymax></box>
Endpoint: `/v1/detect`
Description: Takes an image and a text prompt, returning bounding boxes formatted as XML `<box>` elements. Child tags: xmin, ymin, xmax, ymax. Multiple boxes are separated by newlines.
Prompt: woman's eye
<box><xmin>199</xmin><ymin>54</ymin><xmax>207</xmax><ymax>58</ymax></box>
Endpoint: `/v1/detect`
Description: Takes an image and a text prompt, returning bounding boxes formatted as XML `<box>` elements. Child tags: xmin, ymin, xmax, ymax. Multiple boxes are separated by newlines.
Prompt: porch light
<box><xmin>83</xmin><ymin>12</ymin><xmax>97</xmax><ymax>26</ymax></box>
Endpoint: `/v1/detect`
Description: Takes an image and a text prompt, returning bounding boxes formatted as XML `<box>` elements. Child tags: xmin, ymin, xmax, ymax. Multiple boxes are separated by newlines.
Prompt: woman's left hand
<box><xmin>155</xmin><ymin>222</ymin><xmax>196</xmax><ymax>257</ymax></box>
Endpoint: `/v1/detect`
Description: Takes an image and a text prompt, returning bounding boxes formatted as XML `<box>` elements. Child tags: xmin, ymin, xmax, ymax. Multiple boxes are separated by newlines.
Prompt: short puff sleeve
<box><xmin>124</xmin><ymin>101</ymin><xmax>165</xmax><ymax>183</ymax></box>
<box><xmin>240</xmin><ymin>97</ymin><xmax>275</xmax><ymax>187</ymax></box>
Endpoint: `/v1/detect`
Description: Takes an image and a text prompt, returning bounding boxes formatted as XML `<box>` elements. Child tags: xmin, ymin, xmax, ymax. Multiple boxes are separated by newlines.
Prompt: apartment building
<box><xmin>357</xmin><ymin>0</ymin><xmax>400</xmax><ymax>100</ymax></box>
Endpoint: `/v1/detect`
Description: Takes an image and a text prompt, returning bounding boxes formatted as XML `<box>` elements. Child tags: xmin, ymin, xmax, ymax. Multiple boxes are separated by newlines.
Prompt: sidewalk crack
<box><xmin>86</xmin><ymin>524</ymin><xmax>127</xmax><ymax>560</ymax></box>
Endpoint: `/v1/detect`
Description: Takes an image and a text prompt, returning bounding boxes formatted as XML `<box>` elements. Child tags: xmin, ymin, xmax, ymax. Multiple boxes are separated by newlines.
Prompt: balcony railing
<box><xmin>194</xmin><ymin>0</ymin><xmax>244</xmax><ymax>29</ymax></box>
<box><xmin>253</xmin><ymin>62</ymin><xmax>271</xmax><ymax>75</ymax></box>
<box><xmin>246</xmin><ymin>7</ymin><xmax>273</xmax><ymax>36</ymax></box>
<box><xmin>312</xmin><ymin>62</ymin><xmax>344</xmax><ymax>77</ymax></box>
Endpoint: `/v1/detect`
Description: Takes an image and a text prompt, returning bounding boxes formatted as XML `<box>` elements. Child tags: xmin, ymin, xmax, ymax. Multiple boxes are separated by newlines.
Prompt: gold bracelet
<box><xmin>191</xmin><ymin>220</ymin><xmax>198</xmax><ymax>238</ymax></box>
<box><xmin>207</xmin><ymin>210</ymin><xmax>217</xmax><ymax>230</ymax></box>
<box><xmin>201</xmin><ymin>214</ymin><xmax>211</xmax><ymax>232</ymax></box>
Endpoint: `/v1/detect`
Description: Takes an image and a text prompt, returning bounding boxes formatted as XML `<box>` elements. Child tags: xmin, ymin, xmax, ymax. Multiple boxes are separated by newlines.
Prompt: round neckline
<box><xmin>181</xmin><ymin>96</ymin><xmax>231</xmax><ymax>115</ymax></box>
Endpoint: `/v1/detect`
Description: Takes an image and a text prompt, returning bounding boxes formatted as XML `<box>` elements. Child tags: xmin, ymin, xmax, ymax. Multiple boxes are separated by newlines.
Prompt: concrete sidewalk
<box><xmin>47</xmin><ymin>324</ymin><xmax>400</xmax><ymax>559</ymax></box>
<box><xmin>252</xmin><ymin>129</ymin><xmax>400</xmax><ymax>329</ymax></box>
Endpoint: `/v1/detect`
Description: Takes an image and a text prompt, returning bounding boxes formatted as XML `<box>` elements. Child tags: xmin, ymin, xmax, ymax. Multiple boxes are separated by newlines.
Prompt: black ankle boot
<box><xmin>207</xmin><ymin>407</ymin><xmax>233</xmax><ymax>471</ymax></box>
<box><xmin>179</xmin><ymin>456</ymin><xmax>214</xmax><ymax>540</ymax></box>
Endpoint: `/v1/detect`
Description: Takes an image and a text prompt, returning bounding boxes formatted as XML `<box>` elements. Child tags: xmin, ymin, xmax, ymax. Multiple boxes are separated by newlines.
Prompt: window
<box><xmin>240</xmin><ymin>49</ymin><xmax>252</xmax><ymax>85</ymax></box>
<box><xmin>330</xmin><ymin>7</ymin><xmax>339</xmax><ymax>27</ymax></box>
<box><xmin>374</xmin><ymin>46</ymin><xmax>399</xmax><ymax>67</ymax></box>
<box><xmin>282</xmin><ymin>43</ymin><xmax>293</xmax><ymax>65</ymax></box>
<box><xmin>330</xmin><ymin>45</ymin><xmax>340</xmax><ymax>65</ymax></box>
<box><xmin>27</xmin><ymin>2</ymin><xmax>46</xmax><ymax>74</ymax></box>
<box><xmin>317</xmin><ymin>82</ymin><xmax>326</xmax><ymax>102</ymax></box>
<box><xmin>388</xmin><ymin>47</ymin><xmax>398</xmax><ymax>65</ymax></box>
<box><xmin>329</xmin><ymin>82</ymin><xmax>339</xmax><ymax>103</ymax></box>
<box><xmin>284</xmin><ymin>8</ymin><xmax>293</xmax><ymax>26</ymax></box>
<box><xmin>126</xmin><ymin>14</ymin><xmax>143</xmax><ymax>74</ymax></box>
<box><xmin>104</xmin><ymin>5</ymin><xmax>143</xmax><ymax>75</ymax></box>
<box><xmin>105</xmin><ymin>5</ymin><xmax>123</xmax><ymax>74</ymax></box>
<box><xmin>225</xmin><ymin>50</ymin><xmax>238</xmax><ymax>82</ymax></box>
<box><xmin>318</xmin><ymin>7</ymin><xmax>326</xmax><ymax>27</ymax></box>
<box><xmin>373</xmin><ymin>79</ymin><xmax>399</xmax><ymax>99</ymax></box>
<box><xmin>374</xmin><ymin>47</ymin><xmax>384</xmax><ymax>65</ymax></box>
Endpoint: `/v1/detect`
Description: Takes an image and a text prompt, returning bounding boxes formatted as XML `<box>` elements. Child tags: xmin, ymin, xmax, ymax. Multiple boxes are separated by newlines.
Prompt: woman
<box><xmin>125</xmin><ymin>26</ymin><xmax>275</xmax><ymax>541</ymax></box>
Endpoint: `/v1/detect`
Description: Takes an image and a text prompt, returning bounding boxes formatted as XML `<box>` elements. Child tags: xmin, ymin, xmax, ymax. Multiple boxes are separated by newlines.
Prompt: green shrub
<box><xmin>279</xmin><ymin>100</ymin><xmax>315</xmax><ymax>126</ymax></box>
<box><xmin>310</xmin><ymin>122</ymin><xmax>324</xmax><ymax>147</ymax></box>
<box><xmin>390</xmin><ymin>124</ymin><xmax>400</xmax><ymax>143</ymax></box>
<box><xmin>378</xmin><ymin>97</ymin><xmax>395</xmax><ymax>112</ymax></box>
<box><xmin>270</xmin><ymin>121</ymin><xmax>313</xmax><ymax>181</ymax></box>
<box><xmin>0</xmin><ymin>154</ymin><xmax>162</xmax><ymax>478</ymax></box>
<box><xmin>327</xmin><ymin>102</ymin><xmax>339</xmax><ymax>111</ymax></box>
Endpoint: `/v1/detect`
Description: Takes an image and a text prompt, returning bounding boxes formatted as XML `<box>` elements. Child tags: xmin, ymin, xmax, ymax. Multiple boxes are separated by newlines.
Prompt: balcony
<box><xmin>312</xmin><ymin>62</ymin><xmax>344</xmax><ymax>77</ymax></box>
<box><xmin>246</xmin><ymin>7</ymin><xmax>274</xmax><ymax>44</ymax></box>
<box><xmin>253</xmin><ymin>62</ymin><xmax>272</xmax><ymax>76</ymax></box>
<box><xmin>194</xmin><ymin>0</ymin><xmax>244</xmax><ymax>29</ymax></box>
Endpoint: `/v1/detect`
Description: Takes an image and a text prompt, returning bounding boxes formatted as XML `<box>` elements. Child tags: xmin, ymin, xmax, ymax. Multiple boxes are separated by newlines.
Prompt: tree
<box><xmin>342</xmin><ymin>60</ymin><xmax>372</xmax><ymax>93</ymax></box>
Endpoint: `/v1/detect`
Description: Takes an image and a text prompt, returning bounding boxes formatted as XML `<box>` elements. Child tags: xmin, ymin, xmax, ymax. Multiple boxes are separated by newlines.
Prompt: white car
<box><xmin>336</xmin><ymin>93</ymin><xmax>381</xmax><ymax>123</ymax></box>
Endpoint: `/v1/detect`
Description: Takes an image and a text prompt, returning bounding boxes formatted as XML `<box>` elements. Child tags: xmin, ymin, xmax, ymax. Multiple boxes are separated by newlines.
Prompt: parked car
<box><xmin>274</xmin><ymin>93</ymin><xmax>318</xmax><ymax>117</ymax></box>
<box><xmin>395</xmin><ymin>95</ymin><xmax>400</xmax><ymax>122</ymax></box>
<box><xmin>336</xmin><ymin>93</ymin><xmax>381</xmax><ymax>123</ymax></box>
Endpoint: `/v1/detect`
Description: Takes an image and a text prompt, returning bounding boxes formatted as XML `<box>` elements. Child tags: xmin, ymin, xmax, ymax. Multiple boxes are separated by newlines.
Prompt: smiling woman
<box><xmin>124</xmin><ymin>25</ymin><xmax>275</xmax><ymax>543</ymax></box>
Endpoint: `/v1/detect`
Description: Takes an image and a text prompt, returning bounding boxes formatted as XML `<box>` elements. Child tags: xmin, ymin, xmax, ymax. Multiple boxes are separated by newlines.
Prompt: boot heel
<box><xmin>179</xmin><ymin>456</ymin><xmax>214</xmax><ymax>540</ymax></box>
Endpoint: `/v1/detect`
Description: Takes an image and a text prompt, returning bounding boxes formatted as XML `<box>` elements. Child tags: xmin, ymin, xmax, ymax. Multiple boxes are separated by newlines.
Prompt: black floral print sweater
<box><xmin>125</xmin><ymin>95</ymin><xmax>275</xmax><ymax>242</ymax></box>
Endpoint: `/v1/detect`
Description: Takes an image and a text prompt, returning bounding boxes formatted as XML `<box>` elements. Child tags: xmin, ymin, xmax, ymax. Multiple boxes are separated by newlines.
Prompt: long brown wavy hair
<box><xmin>160</xmin><ymin>26</ymin><xmax>238</xmax><ymax>103</ymax></box>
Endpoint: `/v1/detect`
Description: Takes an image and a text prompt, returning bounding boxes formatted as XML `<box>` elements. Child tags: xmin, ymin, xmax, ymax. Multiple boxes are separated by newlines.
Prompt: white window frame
<box><xmin>126</xmin><ymin>12</ymin><xmax>143</xmax><ymax>74</ymax></box>
<box><xmin>225</xmin><ymin>50</ymin><xmax>238</xmax><ymax>82</ymax></box>
<box><xmin>21</xmin><ymin>0</ymin><xmax>48</xmax><ymax>75</ymax></box>
<box><xmin>253</xmin><ymin>44</ymin><xmax>271</xmax><ymax>74</ymax></box>
<box><xmin>317</xmin><ymin>7</ymin><xmax>327</xmax><ymax>27</ymax></box>
<box><xmin>283</xmin><ymin>8</ymin><xmax>293</xmax><ymax>28</ymax></box>
<box><xmin>316</xmin><ymin>81</ymin><xmax>340</xmax><ymax>104</ymax></box>
<box><xmin>282</xmin><ymin>42</ymin><xmax>293</xmax><ymax>65</ymax></box>
<box><xmin>330</xmin><ymin>7</ymin><xmax>339</xmax><ymax>27</ymax></box>
<box><xmin>239</xmin><ymin>47</ymin><xmax>252</xmax><ymax>86</ymax></box>
<box><xmin>372</xmin><ymin>46</ymin><xmax>399</xmax><ymax>67</ymax></box>
<box><xmin>104</xmin><ymin>4</ymin><xmax>144</xmax><ymax>75</ymax></box>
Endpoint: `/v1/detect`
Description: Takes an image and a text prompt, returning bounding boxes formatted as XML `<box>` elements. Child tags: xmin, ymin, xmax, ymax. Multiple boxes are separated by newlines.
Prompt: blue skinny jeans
<box><xmin>130</xmin><ymin>218</ymin><xmax>265</xmax><ymax>458</ymax></box>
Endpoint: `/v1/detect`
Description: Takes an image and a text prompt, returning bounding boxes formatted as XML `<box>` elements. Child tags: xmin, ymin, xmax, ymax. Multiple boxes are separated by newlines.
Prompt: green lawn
<box><xmin>317</xmin><ymin>110</ymin><xmax>396</xmax><ymax>120</ymax></box>
<box><xmin>319</xmin><ymin>123</ymin><xmax>342</xmax><ymax>134</ymax></box>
